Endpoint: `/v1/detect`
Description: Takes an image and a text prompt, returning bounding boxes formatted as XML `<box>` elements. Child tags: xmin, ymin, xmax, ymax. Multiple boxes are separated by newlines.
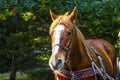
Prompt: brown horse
<box><xmin>49</xmin><ymin>7</ymin><xmax>117</xmax><ymax>80</ymax></box>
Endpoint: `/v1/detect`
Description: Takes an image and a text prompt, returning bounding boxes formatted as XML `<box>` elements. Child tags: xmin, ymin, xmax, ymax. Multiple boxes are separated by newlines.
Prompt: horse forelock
<box><xmin>49</xmin><ymin>15</ymin><xmax>74</xmax><ymax>34</ymax></box>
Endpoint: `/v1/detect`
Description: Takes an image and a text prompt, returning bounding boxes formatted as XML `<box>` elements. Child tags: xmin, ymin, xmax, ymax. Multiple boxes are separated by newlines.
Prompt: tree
<box><xmin>0</xmin><ymin>0</ymin><xmax>50</xmax><ymax>80</ymax></box>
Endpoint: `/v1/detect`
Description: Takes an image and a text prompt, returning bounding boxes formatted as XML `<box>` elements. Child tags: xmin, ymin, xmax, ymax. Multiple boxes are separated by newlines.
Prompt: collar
<box><xmin>54</xmin><ymin>67</ymin><xmax>100</xmax><ymax>80</ymax></box>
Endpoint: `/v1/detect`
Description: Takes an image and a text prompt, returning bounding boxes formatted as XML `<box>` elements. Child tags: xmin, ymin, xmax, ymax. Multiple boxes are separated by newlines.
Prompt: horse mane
<box><xmin>74</xmin><ymin>24</ymin><xmax>92</xmax><ymax>55</ymax></box>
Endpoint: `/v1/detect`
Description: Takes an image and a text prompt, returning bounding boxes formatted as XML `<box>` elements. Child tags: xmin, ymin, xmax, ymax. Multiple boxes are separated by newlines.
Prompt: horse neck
<box><xmin>70</xmin><ymin>28</ymin><xmax>91</xmax><ymax>70</ymax></box>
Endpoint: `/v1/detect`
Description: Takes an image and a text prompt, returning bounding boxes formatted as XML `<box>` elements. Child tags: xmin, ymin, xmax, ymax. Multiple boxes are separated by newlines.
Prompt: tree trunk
<box><xmin>9</xmin><ymin>56</ymin><xmax>16</xmax><ymax>80</ymax></box>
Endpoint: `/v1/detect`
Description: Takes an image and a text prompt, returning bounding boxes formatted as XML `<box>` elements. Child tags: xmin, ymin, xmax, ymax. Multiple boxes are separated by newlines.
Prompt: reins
<box><xmin>90</xmin><ymin>46</ymin><xmax>114</xmax><ymax>80</ymax></box>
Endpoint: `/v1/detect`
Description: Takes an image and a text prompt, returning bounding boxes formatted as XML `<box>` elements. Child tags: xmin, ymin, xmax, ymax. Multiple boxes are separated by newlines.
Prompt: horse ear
<box><xmin>69</xmin><ymin>7</ymin><xmax>77</xmax><ymax>22</ymax></box>
<box><xmin>49</xmin><ymin>10</ymin><xmax>58</xmax><ymax>21</ymax></box>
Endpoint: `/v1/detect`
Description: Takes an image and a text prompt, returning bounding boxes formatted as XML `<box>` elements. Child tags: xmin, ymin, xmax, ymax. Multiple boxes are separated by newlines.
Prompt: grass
<box><xmin>0</xmin><ymin>73</ymin><xmax>9</xmax><ymax>80</ymax></box>
<box><xmin>0</xmin><ymin>69</ymin><xmax>54</xmax><ymax>80</ymax></box>
<box><xmin>0</xmin><ymin>73</ymin><xmax>28</xmax><ymax>80</ymax></box>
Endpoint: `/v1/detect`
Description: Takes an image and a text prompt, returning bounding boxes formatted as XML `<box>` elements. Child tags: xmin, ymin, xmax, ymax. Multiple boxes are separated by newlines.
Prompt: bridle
<box><xmin>53</xmin><ymin>24</ymin><xmax>76</xmax><ymax>69</ymax></box>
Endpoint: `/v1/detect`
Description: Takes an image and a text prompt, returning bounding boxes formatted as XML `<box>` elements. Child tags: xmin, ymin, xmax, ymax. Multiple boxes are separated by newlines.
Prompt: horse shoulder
<box><xmin>85</xmin><ymin>39</ymin><xmax>116</xmax><ymax>76</ymax></box>
<box><xmin>85</xmin><ymin>39</ymin><xmax>116</xmax><ymax>56</ymax></box>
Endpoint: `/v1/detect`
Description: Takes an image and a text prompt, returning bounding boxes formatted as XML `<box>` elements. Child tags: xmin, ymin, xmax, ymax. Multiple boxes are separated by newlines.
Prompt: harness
<box><xmin>54</xmin><ymin>67</ymin><xmax>100</xmax><ymax>80</ymax></box>
<box><xmin>53</xmin><ymin>25</ymin><xmax>114</xmax><ymax>80</ymax></box>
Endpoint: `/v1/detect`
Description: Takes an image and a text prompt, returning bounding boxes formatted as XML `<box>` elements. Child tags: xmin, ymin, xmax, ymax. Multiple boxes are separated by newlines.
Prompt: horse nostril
<box><xmin>56</xmin><ymin>59</ymin><xmax>62</xmax><ymax>68</ymax></box>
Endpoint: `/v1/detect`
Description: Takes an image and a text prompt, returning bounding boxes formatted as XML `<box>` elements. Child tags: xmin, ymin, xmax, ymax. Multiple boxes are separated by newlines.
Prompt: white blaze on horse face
<box><xmin>53</xmin><ymin>24</ymin><xmax>65</xmax><ymax>56</ymax></box>
<box><xmin>51</xmin><ymin>24</ymin><xmax>65</xmax><ymax>67</ymax></box>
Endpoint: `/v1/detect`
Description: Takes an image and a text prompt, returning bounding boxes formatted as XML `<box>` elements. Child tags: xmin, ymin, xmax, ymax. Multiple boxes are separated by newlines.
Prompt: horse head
<box><xmin>49</xmin><ymin>7</ymin><xmax>77</xmax><ymax>71</ymax></box>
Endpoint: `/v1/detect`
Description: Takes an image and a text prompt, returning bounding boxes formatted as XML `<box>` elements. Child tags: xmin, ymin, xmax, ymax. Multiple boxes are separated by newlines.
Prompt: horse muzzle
<box><xmin>49</xmin><ymin>58</ymin><xmax>64</xmax><ymax>71</ymax></box>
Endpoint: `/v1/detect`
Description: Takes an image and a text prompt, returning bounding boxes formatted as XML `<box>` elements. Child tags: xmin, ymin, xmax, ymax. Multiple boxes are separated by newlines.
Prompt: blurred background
<box><xmin>0</xmin><ymin>0</ymin><xmax>120</xmax><ymax>80</ymax></box>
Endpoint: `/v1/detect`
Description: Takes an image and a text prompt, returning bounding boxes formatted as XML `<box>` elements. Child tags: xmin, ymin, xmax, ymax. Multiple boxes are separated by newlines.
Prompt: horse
<box><xmin>49</xmin><ymin>7</ymin><xmax>118</xmax><ymax>80</ymax></box>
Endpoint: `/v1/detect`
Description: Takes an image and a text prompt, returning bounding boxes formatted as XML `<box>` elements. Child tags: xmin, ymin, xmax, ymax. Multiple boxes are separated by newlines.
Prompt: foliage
<box><xmin>25</xmin><ymin>69</ymin><xmax>54</xmax><ymax>80</ymax></box>
<box><xmin>0</xmin><ymin>0</ymin><xmax>51</xmax><ymax>73</ymax></box>
<box><xmin>115</xmin><ymin>40</ymin><xmax>120</xmax><ymax>57</ymax></box>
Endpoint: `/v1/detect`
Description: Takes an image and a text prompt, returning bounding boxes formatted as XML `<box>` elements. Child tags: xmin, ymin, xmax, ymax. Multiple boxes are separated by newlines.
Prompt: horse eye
<box><xmin>67</xmin><ymin>32</ymin><xmax>71</xmax><ymax>35</ymax></box>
